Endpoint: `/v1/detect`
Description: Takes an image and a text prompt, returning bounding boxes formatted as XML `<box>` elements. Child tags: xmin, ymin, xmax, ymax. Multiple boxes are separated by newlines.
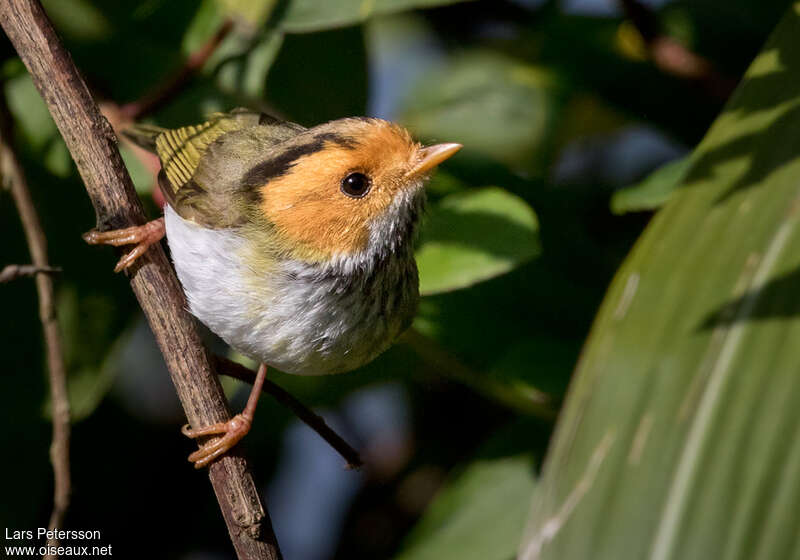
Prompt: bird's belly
<box><xmin>164</xmin><ymin>206</ymin><xmax>417</xmax><ymax>375</ymax></box>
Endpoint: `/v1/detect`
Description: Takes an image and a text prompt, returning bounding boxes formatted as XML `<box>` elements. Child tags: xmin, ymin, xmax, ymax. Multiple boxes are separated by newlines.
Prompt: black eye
<box><xmin>341</xmin><ymin>172</ymin><xmax>371</xmax><ymax>198</ymax></box>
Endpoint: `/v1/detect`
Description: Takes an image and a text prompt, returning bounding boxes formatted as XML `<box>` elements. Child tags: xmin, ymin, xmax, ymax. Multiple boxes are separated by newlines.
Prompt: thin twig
<box><xmin>619</xmin><ymin>0</ymin><xmax>737</xmax><ymax>101</ymax></box>
<box><xmin>0</xmin><ymin>90</ymin><xmax>71</xmax><ymax>559</ymax></box>
<box><xmin>0</xmin><ymin>264</ymin><xmax>62</xmax><ymax>283</ymax></box>
<box><xmin>214</xmin><ymin>356</ymin><xmax>363</xmax><ymax>469</ymax></box>
<box><xmin>118</xmin><ymin>20</ymin><xmax>234</xmax><ymax>121</ymax></box>
<box><xmin>103</xmin><ymin>19</ymin><xmax>234</xmax><ymax>209</ymax></box>
<box><xmin>0</xmin><ymin>2</ymin><xmax>281</xmax><ymax>558</ymax></box>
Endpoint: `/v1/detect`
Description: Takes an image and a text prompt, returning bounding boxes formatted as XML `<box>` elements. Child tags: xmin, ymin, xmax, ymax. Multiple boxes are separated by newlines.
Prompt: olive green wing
<box><xmin>126</xmin><ymin>108</ymin><xmax>304</xmax><ymax>228</ymax></box>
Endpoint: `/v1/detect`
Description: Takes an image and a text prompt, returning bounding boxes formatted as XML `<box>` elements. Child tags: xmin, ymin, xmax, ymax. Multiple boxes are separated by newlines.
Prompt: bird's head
<box><xmin>249</xmin><ymin>117</ymin><xmax>461</xmax><ymax>264</ymax></box>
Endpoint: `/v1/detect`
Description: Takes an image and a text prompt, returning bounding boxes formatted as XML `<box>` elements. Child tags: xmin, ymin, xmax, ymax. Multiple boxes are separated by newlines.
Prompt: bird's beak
<box><xmin>406</xmin><ymin>143</ymin><xmax>462</xmax><ymax>178</ymax></box>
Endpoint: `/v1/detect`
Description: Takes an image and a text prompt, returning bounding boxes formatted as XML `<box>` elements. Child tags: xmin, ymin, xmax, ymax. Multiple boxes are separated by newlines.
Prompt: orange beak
<box><xmin>406</xmin><ymin>143</ymin><xmax>463</xmax><ymax>178</ymax></box>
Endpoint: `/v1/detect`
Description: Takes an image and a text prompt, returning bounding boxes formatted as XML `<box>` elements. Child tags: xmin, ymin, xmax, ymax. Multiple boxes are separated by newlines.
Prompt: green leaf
<box><xmin>217</xmin><ymin>0</ymin><xmax>280</xmax><ymax>26</ymax></box>
<box><xmin>183</xmin><ymin>0</ymin><xmax>227</xmax><ymax>54</ymax></box>
<box><xmin>521</xmin><ymin>6</ymin><xmax>800</xmax><ymax>560</ymax></box>
<box><xmin>278</xmin><ymin>0</ymin><xmax>473</xmax><ymax>33</ymax></box>
<box><xmin>216</xmin><ymin>32</ymin><xmax>283</xmax><ymax>99</ymax></box>
<box><xmin>417</xmin><ymin>187</ymin><xmax>540</xmax><ymax>295</ymax></box>
<box><xmin>402</xmin><ymin>329</ymin><xmax>562</xmax><ymax>417</ymax></box>
<box><xmin>44</xmin><ymin>287</ymin><xmax>127</xmax><ymax>422</ymax></box>
<box><xmin>400</xmin><ymin>52</ymin><xmax>563</xmax><ymax>175</ymax></box>
<box><xmin>5</xmin><ymin>74</ymin><xmax>58</xmax><ymax>150</ymax></box>
<box><xmin>5</xmin><ymin>74</ymin><xmax>72</xmax><ymax>177</ymax></box>
<box><xmin>397</xmin><ymin>454</ymin><xmax>536</xmax><ymax>560</ymax></box>
<box><xmin>611</xmin><ymin>156</ymin><xmax>692</xmax><ymax>214</ymax></box>
<box><xmin>120</xmin><ymin>145</ymin><xmax>154</xmax><ymax>195</ymax></box>
<box><xmin>486</xmin><ymin>338</ymin><xmax>573</xmax><ymax>410</ymax></box>
<box><xmin>40</xmin><ymin>0</ymin><xmax>112</xmax><ymax>40</ymax></box>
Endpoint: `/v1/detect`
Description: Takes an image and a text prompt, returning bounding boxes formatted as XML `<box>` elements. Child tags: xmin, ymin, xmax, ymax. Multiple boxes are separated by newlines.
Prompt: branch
<box><xmin>118</xmin><ymin>20</ymin><xmax>234</xmax><ymax>121</ymax></box>
<box><xmin>101</xmin><ymin>19</ymin><xmax>234</xmax><ymax>209</ymax></box>
<box><xmin>0</xmin><ymin>2</ymin><xmax>281</xmax><ymax>558</ymax></box>
<box><xmin>619</xmin><ymin>0</ymin><xmax>737</xmax><ymax>101</ymax></box>
<box><xmin>0</xmin><ymin>264</ymin><xmax>61</xmax><ymax>283</ymax></box>
<box><xmin>214</xmin><ymin>356</ymin><xmax>363</xmax><ymax>469</ymax></box>
<box><xmin>0</xmin><ymin>90</ymin><xmax>71</xmax><ymax>558</ymax></box>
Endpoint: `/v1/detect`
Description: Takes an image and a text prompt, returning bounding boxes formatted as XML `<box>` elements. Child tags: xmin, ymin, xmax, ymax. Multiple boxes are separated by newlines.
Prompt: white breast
<box><xmin>164</xmin><ymin>205</ymin><xmax>417</xmax><ymax>375</ymax></box>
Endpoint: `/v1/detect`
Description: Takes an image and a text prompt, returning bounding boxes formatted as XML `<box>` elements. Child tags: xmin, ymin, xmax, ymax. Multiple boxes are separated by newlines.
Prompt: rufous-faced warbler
<box><xmin>84</xmin><ymin>108</ymin><xmax>461</xmax><ymax>468</ymax></box>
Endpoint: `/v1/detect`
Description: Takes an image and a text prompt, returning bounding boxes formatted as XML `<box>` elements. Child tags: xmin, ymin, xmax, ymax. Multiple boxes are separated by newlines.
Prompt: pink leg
<box><xmin>182</xmin><ymin>363</ymin><xmax>268</xmax><ymax>469</ymax></box>
<box><xmin>83</xmin><ymin>217</ymin><xmax>165</xmax><ymax>272</ymax></box>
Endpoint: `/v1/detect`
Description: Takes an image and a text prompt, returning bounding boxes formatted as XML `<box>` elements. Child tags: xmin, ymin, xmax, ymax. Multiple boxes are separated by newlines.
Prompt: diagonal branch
<box><xmin>0</xmin><ymin>2</ymin><xmax>281</xmax><ymax>559</ymax></box>
<box><xmin>118</xmin><ymin>20</ymin><xmax>234</xmax><ymax>122</ymax></box>
<box><xmin>214</xmin><ymin>356</ymin><xmax>363</xmax><ymax>469</ymax></box>
<box><xmin>0</xmin><ymin>89</ymin><xmax>71</xmax><ymax>559</ymax></box>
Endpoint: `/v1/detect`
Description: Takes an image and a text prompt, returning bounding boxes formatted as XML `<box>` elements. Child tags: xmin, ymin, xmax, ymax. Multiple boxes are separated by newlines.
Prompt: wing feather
<box><xmin>143</xmin><ymin>108</ymin><xmax>305</xmax><ymax>228</ymax></box>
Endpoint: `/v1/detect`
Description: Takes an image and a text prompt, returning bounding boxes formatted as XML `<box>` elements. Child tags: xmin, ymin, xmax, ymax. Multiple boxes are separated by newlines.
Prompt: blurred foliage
<box><xmin>417</xmin><ymin>187</ymin><xmax>540</xmax><ymax>295</ymax></box>
<box><xmin>521</xmin><ymin>4</ymin><xmax>800</xmax><ymax>560</ymax></box>
<box><xmin>0</xmin><ymin>0</ymin><xmax>794</xmax><ymax>559</ymax></box>
<box><xmin>400</xmin><ymin>51</ymin><xmax>564</xmax><ymax>176</ymax></box>
<box><xmin>397</xmin><ymin>453</ymin><xmax>535</xmax><ymax>560</ymax></box>
<box><xmin>611</xmin><ymin>156</ymin><xmax>691</xmax><ymax>214</ymax></box>
<box><xmin>276</xmin><ymin>0</ymin><xmax>474</xmax><ymax>32</ymax></box>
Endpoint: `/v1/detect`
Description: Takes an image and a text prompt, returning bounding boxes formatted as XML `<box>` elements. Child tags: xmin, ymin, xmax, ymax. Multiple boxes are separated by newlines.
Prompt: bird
<box><xmin>84</xmin><ymin>108</ymin><xmax>461</xmax><ymax>468</ymax></box>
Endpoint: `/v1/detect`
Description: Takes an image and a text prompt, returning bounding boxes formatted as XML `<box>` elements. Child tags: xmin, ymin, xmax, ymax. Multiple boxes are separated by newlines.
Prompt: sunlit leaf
<box><xmin>5</xmin><ymin>74</ymin><xmax>58</xmax><ymax>149</ymax></box>
<box><xmin>520</xmin><ymin>7</ymin><xmax>800</xmax><ymax>559</ymax></box>
<box><xmin>611</xmin><ymin>156</ymin><xmax>691</xmax><ymax>214</ymax></box>
<box><xmin>417</xmin><ymin>187</ymin><xmax>540</xmax><ymax>295</ymax></box>
<box><xmin>216</xmin><ymin>32</ymin><xmax>283</xmax><ymax>98</ymax></box>
<box><xmin>4</xmin><ymin>73</ymin><xmax>72</xmax><ymax>177</ymax></box>
<box><xmin>217</xmin><ymin>0</ymin><xmax>280</xmax><ymax>26</ymax></box>
<box><xmin>278</xmin><ymin>0</ymin><xmax>473</xmax><ymax>33</ymax></box>
<box><xmin>183</xmin><ymin>0</ymin><xmax>227</xmax><ymax>54</ymax></box>
<box><xmin>397</xmin><ymin>454</ymin><xmax>536</xmax><ymax>560</ymax></box>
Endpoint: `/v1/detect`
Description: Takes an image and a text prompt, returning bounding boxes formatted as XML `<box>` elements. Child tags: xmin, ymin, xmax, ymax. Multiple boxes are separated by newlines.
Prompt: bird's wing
<box><xmin>151</xmin><ymin>108</ymin><xmax>305</xmax><ymax>228</ymax></box>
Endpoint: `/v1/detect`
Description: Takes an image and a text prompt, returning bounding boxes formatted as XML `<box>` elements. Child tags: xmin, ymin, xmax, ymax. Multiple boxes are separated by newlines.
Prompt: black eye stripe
<box><xmin>341</xmin><ymin>172</ymin><xmax>371</xmax><ymax>198</ymax></box>
<box><xmin>241</xmin><ymin>132</ymin><xmax>358</xmax><ymax>188</ymax></box>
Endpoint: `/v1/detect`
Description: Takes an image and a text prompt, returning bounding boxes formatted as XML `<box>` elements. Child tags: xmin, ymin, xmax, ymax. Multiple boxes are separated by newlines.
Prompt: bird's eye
<box><xmin>341</xmin><ymin>172</ymin><xmax>371</xmax><ymax>198</ymax></box>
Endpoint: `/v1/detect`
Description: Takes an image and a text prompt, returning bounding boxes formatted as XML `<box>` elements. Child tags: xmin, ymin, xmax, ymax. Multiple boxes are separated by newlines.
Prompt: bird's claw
<box><xmin>83</xmin><ymin>217</ymin><xmax>165</xmax><ymax>272</ymax></box>
<box><xmin>181</xmin><ymin>414</ymin><xmax>253</xmax><ymax>469</ymax></box>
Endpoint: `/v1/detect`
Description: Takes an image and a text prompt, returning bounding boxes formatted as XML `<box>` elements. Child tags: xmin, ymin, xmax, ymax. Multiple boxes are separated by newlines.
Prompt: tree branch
<box><xmin>0</xmin><ymin>89</ymin><xmax>71</xmax><ymax>559</ymax></box>
<box><xmin>118</xmin><ymin>20</ymin><xmax>234</xmax><ymax>121</ymax></box>
<box><xmin>0</xmin><ymin>2</ymin><xmax>281</xmax><ymax>558</ymax></box>
<box><xmin>214</xmin><ymin>356</ymin><xmax>363</xmax><ymax>469</ymax></box>
<box><xmin>619</xmin><ymin>0</ymin><xmax>737</xmax><ymax>101</ymax></box>
<box><xmin>0</xmin><ymin>264</ymin><xmax>62</xmax><ymax>283</ymax></box>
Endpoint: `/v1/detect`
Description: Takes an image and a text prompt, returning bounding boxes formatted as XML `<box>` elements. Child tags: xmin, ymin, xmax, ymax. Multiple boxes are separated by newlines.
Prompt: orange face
<box><xmin>257</xmin><ymin>119</ymin><xmax>427</xmax><ymax>260</ymax></box>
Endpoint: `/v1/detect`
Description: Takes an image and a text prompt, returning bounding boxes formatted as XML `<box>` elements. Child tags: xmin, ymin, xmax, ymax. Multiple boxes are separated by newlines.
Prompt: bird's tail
<box><xmin>122</xmin><ymin>123</ymin><xmax>166</xmax><ymax>153</ymax></box>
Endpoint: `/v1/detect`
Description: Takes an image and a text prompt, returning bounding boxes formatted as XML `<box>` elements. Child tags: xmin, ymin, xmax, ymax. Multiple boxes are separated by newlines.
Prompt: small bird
<box><xmin>84</xmin><ymin>108</ymin><xmax>461</xmax><ymax>467</ymax></box>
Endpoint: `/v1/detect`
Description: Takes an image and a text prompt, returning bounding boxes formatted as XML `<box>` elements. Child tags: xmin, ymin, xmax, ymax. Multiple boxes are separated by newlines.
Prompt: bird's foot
<box><xmin>181</xmin><ymin>414</ymin><xmax>253</xmax><ymax>469</ymax></box>
<box><xmin>83</xmin><ymin>217</ymin><xmax>165</xmax><ymax>272</ymax></box>
<box><xmin>181</xmin><ymin>363</ymin><xmax>268</xmax><ymax>469</ymax></box>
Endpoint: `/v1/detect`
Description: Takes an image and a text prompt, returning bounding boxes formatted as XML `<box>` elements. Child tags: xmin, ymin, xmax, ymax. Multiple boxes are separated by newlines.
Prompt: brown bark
<box><xmin>1</xmin><ymin>91</ymin><xmax>71</xmax><ymax>559</ymax></box>
<box><xmin>0</xmin><ymin>1</ymin><xmax>281</xmax><ymax>558</ymax></box>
